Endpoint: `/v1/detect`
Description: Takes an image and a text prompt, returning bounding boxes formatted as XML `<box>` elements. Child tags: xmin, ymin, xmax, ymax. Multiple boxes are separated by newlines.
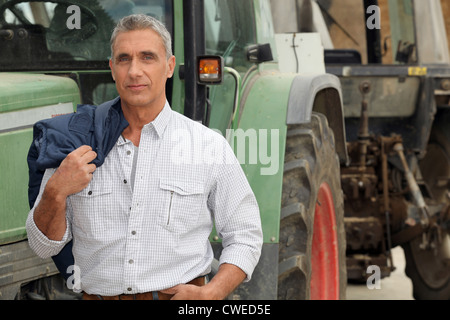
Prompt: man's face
<box><xmin>109</xmin><ymin>29</ymin><xmax>175</xmax><ymax>110</ymax></box>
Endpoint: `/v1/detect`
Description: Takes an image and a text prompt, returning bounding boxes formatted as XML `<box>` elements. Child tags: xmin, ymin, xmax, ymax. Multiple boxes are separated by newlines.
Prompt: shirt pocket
<box><xmin>159</xmin><ymin>179</ymin><xmax>204</xmax><ymax>233</ymax></box>
<box><xmin>70</xmin><ymin>184</ymin><xmax>113</xmax><ymax>237</ymax></box>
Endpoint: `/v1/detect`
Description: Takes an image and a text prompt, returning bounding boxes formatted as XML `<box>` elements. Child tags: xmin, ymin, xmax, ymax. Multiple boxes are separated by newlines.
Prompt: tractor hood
<box><xmin>0</xmin><ymin>72</ymin><xmax>80</xmax><ymax>245</ymax></box>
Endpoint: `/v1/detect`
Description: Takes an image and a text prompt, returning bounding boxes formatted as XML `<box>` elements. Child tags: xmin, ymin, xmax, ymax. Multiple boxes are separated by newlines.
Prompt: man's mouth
<box><xmin>127</xmin><ymin>84</ymin><xmax>148</xmax><ymax>91</ymax></box>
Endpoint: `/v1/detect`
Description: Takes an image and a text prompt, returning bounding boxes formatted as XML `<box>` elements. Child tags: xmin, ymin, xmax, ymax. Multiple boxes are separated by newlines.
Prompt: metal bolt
<box><xmin>359</xmin><ymin>81</ymin><xmax>371</xmax><ymax>95</ymax></box>
<box><xmin>0</xmin><ymin>30</ymin><xmax>13</xmax><ymax>40</ymax></box>
<box><xmin>17</xmin><ymin>28</ymin><xmax>28</xmax><ymax>39</ymax></box>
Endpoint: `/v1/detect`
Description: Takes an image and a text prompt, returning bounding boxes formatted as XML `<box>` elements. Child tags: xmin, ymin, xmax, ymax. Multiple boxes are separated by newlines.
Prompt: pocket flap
<box><xmin>73</xmin><ymin>184</ymin><xmax>112</xmax><ymax>197</ymax></box>
<box><xmin>159</xmin><ymin>179</ymin><xmax>204</xmax><ymax>196</ymax></box>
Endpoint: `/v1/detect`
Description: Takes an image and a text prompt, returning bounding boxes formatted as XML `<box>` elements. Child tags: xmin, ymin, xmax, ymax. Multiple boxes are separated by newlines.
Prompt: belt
<box><xmin>82</xmin><ymin>276</ymin><xmax>206</xmax><ymax>300</ymax></box>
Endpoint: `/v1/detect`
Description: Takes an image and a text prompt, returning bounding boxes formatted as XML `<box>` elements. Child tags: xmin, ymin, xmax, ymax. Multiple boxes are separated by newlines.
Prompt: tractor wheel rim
<box><xmin>310</xmin><ymin>182</ymin><xmax>340</xmax><ymax>300</ymax></box>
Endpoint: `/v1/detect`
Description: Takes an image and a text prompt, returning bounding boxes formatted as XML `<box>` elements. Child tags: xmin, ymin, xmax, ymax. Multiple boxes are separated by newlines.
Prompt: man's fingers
<box><xmin>87</xmin><ymin>163</ymin><xmax>97</xmax><ymax>174</ymax></box>
<box><xmin>68</xmin><ymin>145</ymin><xmax>97</xmax><ymax>164</ymax></box>
<box><xmin>160</xmin><ymin>284</ymin><xmax>205</xmax><ymax>300</ymax></box>
<box><xmin>70</xmin><ymin>145</ymin><xmax>93</xmax><ymax>157</ymax></box>
<box><xmin>81</xmin><ymin>150</ymin><xmax>98</xmax><ymax>164</ymax></box>
<box><xmin>160</xmin><ymin>286</ymin><xmax>179</xmax><ymax>295</ymax></box>
<box><xmin>53</xmin><ymin>146</ymin><xmax>97</xmax><ymax>197</ymax></box>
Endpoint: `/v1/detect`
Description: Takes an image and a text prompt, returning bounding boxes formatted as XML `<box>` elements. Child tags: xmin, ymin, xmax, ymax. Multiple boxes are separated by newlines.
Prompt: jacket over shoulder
<box><xmin>27</xmin><ymin>96</ymin><xmax>129</xmax><ymax>209</ymax></box>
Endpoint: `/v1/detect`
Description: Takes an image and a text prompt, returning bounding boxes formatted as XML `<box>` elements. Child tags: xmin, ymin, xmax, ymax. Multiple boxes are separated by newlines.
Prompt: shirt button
<box><xmin>129</xmin><ymin>259</ymin><xmax>134</xmax><ymax>264</ymax></box>
<box><xmin>123</xmin><ymin>179</ymin><xmax>128</xmax><ymax>184</ymax></box>
<box><xmin>131</xmin><ymin>231</ymin><xmax>136</xmax><ymax>235</ymax></box>
<box><xmin>127</xmin><ymin>150</ymin><xmax>131</xmax><ymax>156</ymax></box>
<box><xmin>88</xmin><ymin>191</ymin><xmax>92</xmax><ymax>196</ymax></box>
<box><xmin>127</xmin><ymin>287</ymin><xmax>132</xmax><ymax>292</ymax></box>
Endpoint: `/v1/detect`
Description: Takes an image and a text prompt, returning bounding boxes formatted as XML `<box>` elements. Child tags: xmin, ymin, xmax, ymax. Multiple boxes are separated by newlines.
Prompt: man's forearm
<box><xmin>33</xmin><ymin>181</ymin><xmax>68</xmax><ymax>241</ymax></box>
<box><xmin>203</xmin><ymin>263</ymin><xmax>246</xmax><ymax>300</ymax></box>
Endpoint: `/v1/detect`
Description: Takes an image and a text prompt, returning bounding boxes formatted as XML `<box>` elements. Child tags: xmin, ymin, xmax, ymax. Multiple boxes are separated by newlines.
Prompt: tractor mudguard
<box><xmin>286</xmin><ymin>73</ymin><xmax>348</xmax><ymax>165</ymax></box>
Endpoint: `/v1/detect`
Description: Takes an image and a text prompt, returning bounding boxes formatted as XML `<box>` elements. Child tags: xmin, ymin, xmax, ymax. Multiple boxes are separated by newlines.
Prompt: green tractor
<box><xmin>271</xmin><ymin>0</ymin><xmax>450</xmax><ymax>299</ymax></box>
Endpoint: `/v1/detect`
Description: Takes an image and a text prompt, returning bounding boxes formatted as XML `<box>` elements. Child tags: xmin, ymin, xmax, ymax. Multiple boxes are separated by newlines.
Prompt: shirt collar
<box><xmin>117</xmin><ymin>134</ymin><xmax>129</xmax><ymax>146</ymax></box>
<box><xmin>148</xmin><ymin>100</ymin><xmax>172</xmax><ymax>139</ymax></box>
<box><xmin>116</xmin><ymin>101</ymin><xmax>172</xmax><ymax>146</ymax></box>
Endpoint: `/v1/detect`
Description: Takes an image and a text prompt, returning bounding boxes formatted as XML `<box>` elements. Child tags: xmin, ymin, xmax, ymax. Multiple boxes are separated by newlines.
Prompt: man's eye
<box><xmin>143</xmin><ymin>55</ymin><xmax>153</xmax><ymax>60</ymax></box>
<box><xmin>118</xmin><ymin>57</ymin><xmax>130</xmax><ymax>62</ymax></box>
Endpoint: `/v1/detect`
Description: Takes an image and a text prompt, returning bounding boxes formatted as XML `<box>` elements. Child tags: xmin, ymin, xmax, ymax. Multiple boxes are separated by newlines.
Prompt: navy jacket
<box><xmin>27</xmin><ymin>97</ymin><xmax>129</xmax><ymax>279</ymax></box>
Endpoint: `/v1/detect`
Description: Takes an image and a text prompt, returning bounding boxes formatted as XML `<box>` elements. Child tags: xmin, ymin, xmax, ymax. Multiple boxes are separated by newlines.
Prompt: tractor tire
<box><xmin>278</xmin><ymin>113</ymin><xmax>347</xmax><ymax>300</ymax></box>
<box><xmin>403</xmin><ymin>110</ymin><xmax>450</xmax><ymax>300</ymax></box>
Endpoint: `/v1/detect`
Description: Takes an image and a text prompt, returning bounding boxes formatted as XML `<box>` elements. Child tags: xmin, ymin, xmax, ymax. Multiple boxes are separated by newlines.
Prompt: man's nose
<box><xmin>128</xmin><ymin>59</ymin><xmax>143</xmax><ymax>77</ymax></box>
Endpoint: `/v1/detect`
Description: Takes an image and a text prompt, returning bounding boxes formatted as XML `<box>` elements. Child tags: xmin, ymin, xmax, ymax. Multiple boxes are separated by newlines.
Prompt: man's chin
<box><xmin>120</xmin><ymin>96</ymin><xmax>164</xmax><ymax>110</ymax></box>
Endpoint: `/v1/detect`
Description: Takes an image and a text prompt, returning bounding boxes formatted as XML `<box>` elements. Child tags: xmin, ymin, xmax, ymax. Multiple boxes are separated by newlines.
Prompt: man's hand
<box><xmin>160</xmin><ymin>263</ymin><xmax>246</xmax><ymax>300</ymax></box>
<box><xmin>50</xmin><ymin>145</ymin><xmax>98</xmax><ymax>198</ymax></box>
<box><xmin>33</xmin><ymin>145</ymin><xmax>97</xmax><ymax>241</ymax></box>
<box><xmin>160</xmin><ymin>283</ymin><xmax>210</xmax><ymax>300</ymax></box>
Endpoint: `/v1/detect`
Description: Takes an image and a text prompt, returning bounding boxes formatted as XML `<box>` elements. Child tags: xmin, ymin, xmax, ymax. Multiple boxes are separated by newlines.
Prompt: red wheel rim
<box><xmin>310</xmin><ymin>182</ymin><xmax>340</xmax><ymax>300</ymax></box>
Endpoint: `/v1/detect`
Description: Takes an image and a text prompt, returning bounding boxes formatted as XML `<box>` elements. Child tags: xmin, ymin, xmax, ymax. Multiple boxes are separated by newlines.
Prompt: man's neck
<box><xmin>121</xmin><ymin>100</ymin><xmax>165</xmax><ymax>146</ymax></box>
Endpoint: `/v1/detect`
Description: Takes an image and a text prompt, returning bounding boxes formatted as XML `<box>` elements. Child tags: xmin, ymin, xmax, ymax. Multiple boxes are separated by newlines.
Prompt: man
<box><xmin>26</xmin><ymin>14</ymin><xmax>262</xmax><ymax>300</ymax></box>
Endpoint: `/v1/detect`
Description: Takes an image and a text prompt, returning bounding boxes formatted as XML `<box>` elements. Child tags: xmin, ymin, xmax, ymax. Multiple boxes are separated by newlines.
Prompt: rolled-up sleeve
<box><xmin>208</xmin><ymin>140</ymin><xmax>263</xmax><ymax>282</ymax></box>
<box><xmin>26</xmin><ymin>168</ymin><xmax>72</xmax><ymax>259</ymax></box>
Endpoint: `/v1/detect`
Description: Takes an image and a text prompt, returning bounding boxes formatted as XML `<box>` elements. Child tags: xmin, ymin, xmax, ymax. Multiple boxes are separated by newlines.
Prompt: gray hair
<box><xmin>110</xmin><ymin>14</ymin><xmax>173</xmax><ymax>59</ymax></box>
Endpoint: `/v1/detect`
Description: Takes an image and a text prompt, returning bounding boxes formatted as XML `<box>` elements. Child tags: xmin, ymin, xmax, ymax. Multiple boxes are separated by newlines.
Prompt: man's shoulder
<box><xmin>169</xmin><ymin>109</ymin><xmax>225</xmax><ymax>141</ymax></box>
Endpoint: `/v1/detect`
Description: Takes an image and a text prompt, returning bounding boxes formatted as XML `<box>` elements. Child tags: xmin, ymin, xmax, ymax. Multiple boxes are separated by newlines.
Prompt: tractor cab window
<box><xmin>204</xmin><ymin>0</ymin><xmax>256</xmax><ymax>71</ymax></box>
<box><xmin>0</xmin><ymin>0</ymin><xmax>173</xmax><ymax>71</ymax></box>
<box><xmin>204</xmin><ymin>0</ymin><xmax>257</xmax><ymax>134</ymax></box>
<box><xmin>318</xmin><ymin>0</ymin><xmax>417</xmax><ymax>65</ymax></box>
<box><xmin>271</xmin><ymin>0</ymin><xmax>424</xmax><ymax>119</ymax></box>
<box><xmin>271</xmin><ymin>0</ymin><xmax>418</xmax><ymax>65</ymax></box>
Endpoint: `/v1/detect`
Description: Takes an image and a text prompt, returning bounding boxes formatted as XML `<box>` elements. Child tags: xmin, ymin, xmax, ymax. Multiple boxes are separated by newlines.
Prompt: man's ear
<box><xmin>167</xmin><ymin>55</ymin><xmax>176</xmax><ymax>79</ymax></box>
<box><xmin>109</xmin><ymin>59</ymin><xmax>116</xmax><ymax>81</ymax></box>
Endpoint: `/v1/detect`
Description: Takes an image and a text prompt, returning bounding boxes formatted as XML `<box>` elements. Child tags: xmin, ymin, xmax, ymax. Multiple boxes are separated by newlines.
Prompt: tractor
<box><xmin>271</xmin><ymin>0</ymin><xmax>450</xmax><ymax>299</ymax></box>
